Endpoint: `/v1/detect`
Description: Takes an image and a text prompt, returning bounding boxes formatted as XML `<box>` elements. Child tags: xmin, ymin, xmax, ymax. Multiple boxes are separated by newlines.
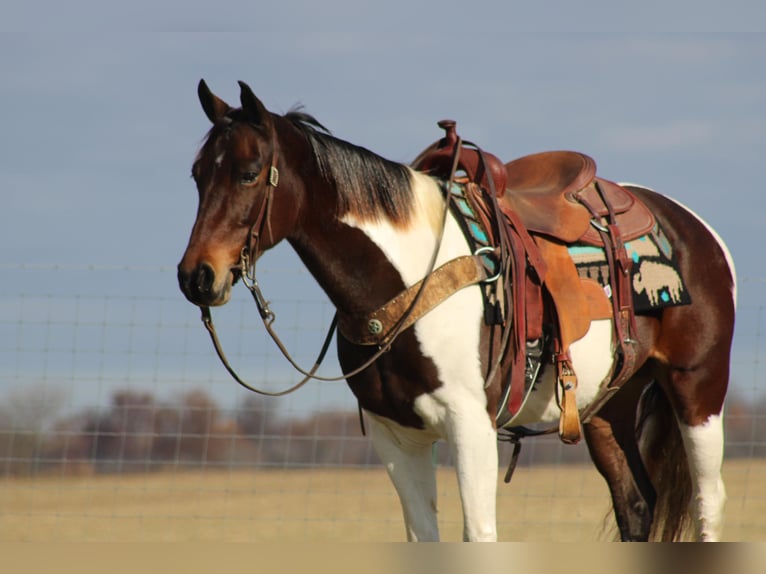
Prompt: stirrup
<box><xmin>558</xmin><ymin>372</ymin><xmax>582</xmax><ymax>444</ymax></box>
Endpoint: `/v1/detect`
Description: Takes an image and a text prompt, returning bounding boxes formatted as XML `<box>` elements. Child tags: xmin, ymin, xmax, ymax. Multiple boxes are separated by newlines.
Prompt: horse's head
<box><xmin>178</xmin><ymin>80</ymin><xmax>294</xmax><ymax>307</ymax></box>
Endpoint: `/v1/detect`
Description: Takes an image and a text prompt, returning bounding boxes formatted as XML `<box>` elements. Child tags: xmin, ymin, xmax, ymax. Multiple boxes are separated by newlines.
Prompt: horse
<box><xmin>177</xmin><ymin>80</ymin><xmax>736</xmax><ymax>541</ymax></box>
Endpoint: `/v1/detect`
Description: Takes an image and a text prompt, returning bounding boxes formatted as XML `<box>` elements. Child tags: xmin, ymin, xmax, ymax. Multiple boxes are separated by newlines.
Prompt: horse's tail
<box><xmin>637</xmin><ymin>382</ymin><xmax>694</xmax><ymax>541</ymax></box>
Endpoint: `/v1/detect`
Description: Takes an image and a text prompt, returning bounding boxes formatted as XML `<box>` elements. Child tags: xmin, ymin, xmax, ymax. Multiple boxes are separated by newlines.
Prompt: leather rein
<box><xmin>199</xmin><ymin>129</ymin><xmax>488</xmax><ymax>396</ymax></box>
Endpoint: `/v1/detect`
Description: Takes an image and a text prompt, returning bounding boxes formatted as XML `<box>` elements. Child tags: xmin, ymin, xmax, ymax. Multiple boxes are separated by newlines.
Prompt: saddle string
<box><xmin>470</xmin><ymin>145</ymin><xmax>516</xmax><ymax>392</ymax></box>
<box><xmin>425</xmin><ymin>141</ymin><xmax>547</xmax><ymax>460</ymax></box>
<box><xmin>464</xmin><ymin>145</ymin><xmax>562</xmax><ymax>479</ymax></box>
<box><xmin>201</xmin><ymin>131</ymin><xmax>467</xmax><ymax>392</ymax></box>
<box><xmin>468</xmin><ymin>144</ymin><xmax>544</xmax><ymax>419</ymax></box>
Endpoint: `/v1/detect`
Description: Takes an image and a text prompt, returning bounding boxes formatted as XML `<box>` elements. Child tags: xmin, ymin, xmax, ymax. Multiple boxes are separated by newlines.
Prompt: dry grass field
<box><xmin>2</xmin><ymin>459</ymin><xmax>764</xmax><ymax>542</ymax></box>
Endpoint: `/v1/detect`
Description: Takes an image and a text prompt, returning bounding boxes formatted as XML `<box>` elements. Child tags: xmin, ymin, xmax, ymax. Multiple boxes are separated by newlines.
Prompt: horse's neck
<box><xmin>341</xmin><ymin>171</ymin><xmax>465</xmax><ymax>285</ymax></box>
<box><xmin>289</xmin><ymin>170</ymin><xmax>471</xmax><ymax>315</ymax></box>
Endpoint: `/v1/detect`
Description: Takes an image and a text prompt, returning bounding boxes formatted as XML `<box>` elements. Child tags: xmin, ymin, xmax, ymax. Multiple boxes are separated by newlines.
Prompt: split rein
<box><xmin>199</xmin><ymin>137</ymin><xmax>493</xmax><ymax>397</ymax></box>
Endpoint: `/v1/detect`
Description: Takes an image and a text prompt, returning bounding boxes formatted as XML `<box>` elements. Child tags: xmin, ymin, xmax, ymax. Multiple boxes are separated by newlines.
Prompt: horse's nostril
<box><xmin>177</xmin><ymin>265</ymin><xmax>192</xmax><ymax>293</ymax></box>
<box><xmin>195</xmin><ymin>263</ymin><xmax>215</xmax><ymax>294</ymax></box>
<box><xmin>178</xmin><ymin>262</ymin><xmax>217</xmax><ymax>301</ymax></box>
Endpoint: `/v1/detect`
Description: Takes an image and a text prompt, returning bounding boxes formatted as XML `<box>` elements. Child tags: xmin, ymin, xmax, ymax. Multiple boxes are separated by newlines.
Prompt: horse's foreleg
<box><xmin>443</xmin><ymin>403</ymin><xmax>499</xmax><ymax>541</ymax></box>
<box><xmin>364</xmin><ymin>411</ymin><xmax>440</xmax><ymax>541</ymax></box>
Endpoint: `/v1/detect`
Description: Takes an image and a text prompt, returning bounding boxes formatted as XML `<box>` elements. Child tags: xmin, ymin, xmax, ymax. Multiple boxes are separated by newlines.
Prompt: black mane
<box><xmin>284</xmin><ymin>109</ymin><xmax>414</xmax><ymax>224</ymax></box>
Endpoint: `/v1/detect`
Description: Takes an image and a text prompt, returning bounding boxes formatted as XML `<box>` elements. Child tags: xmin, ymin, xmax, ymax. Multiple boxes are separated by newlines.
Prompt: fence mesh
<box><xmin>1</xmin><ymin>264</ymin><xmax>764</xmax><ymax>540</ymax></box>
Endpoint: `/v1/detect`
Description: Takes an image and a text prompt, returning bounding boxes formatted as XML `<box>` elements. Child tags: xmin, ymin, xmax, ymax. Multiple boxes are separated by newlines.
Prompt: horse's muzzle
<box><xmin>177</xmin><ymin>261</ymin><xmax>232</xmax><ymax>307</ymax></box>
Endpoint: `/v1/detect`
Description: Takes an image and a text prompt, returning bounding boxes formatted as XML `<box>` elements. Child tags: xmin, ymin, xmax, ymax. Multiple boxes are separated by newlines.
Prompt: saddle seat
<box><xmin>502</xmin><ymin>151</ymin><xmax>654</xmax><ymax>245</ymax></box>
<box><xmin>501</xmin><ymin>151</ymin><xmax>595</xmax><ymax>243</ymax></box>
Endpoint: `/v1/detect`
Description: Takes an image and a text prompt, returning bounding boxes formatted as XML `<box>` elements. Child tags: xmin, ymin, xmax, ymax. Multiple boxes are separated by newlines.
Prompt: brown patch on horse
<box><xmin>631</xmin><ymin>188</ymin><xmax>734</xmax><ymax>426</ymax></box>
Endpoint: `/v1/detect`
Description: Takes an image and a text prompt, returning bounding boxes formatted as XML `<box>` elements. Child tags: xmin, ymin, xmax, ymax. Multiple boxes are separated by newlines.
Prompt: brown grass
<box><xmin>1</xmin><ymin>459</ymin><xmax>764</xmax><ymax>541</ymax></box>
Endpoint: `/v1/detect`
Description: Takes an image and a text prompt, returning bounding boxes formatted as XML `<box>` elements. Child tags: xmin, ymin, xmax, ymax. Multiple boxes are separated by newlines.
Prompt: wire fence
<box><xmin>1</xmin><ymin>264</ymin><xmax>764</xmax><ymax>541</ymax></box>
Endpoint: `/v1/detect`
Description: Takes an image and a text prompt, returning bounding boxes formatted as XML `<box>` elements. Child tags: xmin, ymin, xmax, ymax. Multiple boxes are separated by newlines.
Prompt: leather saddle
<box><xmin>413</xmin><ymin>120</ymin><xmax>654</xmax><ymax>246</ymax></box>
<box><xmin>412</xmin><ymin>120</ymin><xmax>656</xmax><ymax>442</ymax></box>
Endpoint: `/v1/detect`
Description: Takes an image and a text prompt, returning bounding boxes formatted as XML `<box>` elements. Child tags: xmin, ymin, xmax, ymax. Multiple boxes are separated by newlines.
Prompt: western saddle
<box><xmin>412</xmin><ymin>120</ymin><xmax>655</xmax><ymax>443</ymax></box>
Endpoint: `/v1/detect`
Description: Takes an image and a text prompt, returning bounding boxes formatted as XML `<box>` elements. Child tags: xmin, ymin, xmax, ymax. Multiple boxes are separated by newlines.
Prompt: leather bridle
<box><xmin>199</xmin><ymin>125</ymin><xmax>483</xmax><ymax>396</ymax></box>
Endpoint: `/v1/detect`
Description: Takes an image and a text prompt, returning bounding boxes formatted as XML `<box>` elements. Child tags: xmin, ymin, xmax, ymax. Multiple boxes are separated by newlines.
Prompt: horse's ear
<box><xmin>238</xmin><ymin>81</ymin><xmax>271</xmax><ymax>127</ymax></box>
<box><xmin>198</xmin><ymin>79</ymin><xmax>231</xmax><ymax>123</ymax></box>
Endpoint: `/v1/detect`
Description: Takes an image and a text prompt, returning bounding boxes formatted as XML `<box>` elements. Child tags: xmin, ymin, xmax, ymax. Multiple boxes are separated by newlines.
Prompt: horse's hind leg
<box><xmin>647</xmin><ymin>302</ymin><xmax>733</xmax><ymax>541</ymax></box>
<box><xmin>364</xmin><ymin>411</ymin><xmax>440</xmax><ymax>541</ymax></box>
<box><xmin>677</xmin><ymin>405</ymin><xmax>726</xmax><ymax>540</ymax></box>
<box><xmin>658</xmin><ymin>359</ymin><xmax>728</xmax><ymax>541</ymax></box>
<box><xmin>583</xmin><ymin>374</ymin><xmax>656</xmax><ymax>541</ymax></box>
<box><xmin>628</xmin><ymin>185</ymin><xmax>735</xmax><ymax>541</ymax></box>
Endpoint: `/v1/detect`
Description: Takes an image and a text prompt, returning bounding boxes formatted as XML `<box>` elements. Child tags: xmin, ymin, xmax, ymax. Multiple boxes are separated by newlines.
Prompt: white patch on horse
<box><xmin>341</xmin><ymin>169</ymin><xmax>497</xmax><ymax>541</ymax></box>
<box><xmin>215</xmin><ymin>151</ymin><xmax>226</xmax><ymax>167</ymax></box>
<box><xmin>340</xmin><ymin>170</ymin><xmax>486</xmax><ymax>406</ymax></box>
<box><xmin>677</xmin><ymin>414</ymin><xmax>726</xmax><ymax>541</ymax></box>
<box><xmin>363</xmin><ymin>411</ymin><xmax>440</xmax><ymax>541</ymax></box>
<box><xmin>508</xmin><ymin>319</ymin><xmax>614</xmax><ymax>426</ymax></box>
<box><xmin>340</xmin><ymin>170</ymin><xmax>484</xmax><ymax>404</ymax></box>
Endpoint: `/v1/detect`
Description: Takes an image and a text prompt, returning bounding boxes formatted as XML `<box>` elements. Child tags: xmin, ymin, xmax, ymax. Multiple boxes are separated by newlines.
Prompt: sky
<box><xmin>1</xmin><ymin>9</ymin><xmax>765</xmax><ymax>414</ymax></box>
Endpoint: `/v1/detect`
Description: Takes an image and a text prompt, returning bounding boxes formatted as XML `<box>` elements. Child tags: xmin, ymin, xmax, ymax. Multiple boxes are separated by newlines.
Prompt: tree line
<box><xmin>0</xmin><ymin>385</ymin><xmax>763</xmax><ymax>476</ymax></box>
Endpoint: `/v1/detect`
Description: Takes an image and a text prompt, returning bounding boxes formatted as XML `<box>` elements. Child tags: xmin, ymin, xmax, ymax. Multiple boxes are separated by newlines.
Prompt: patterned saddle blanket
<box><xmin>568</xmin><ymin>224</ymin><xmax>691</xmax><ymax>313</ymax></box>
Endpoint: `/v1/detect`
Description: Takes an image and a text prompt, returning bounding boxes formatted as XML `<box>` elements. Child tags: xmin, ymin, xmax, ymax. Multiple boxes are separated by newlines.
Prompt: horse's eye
<box><xmin>240</xmin><ymin>171</ymin><xmax>259</xmax><ymax>186</ymax></box>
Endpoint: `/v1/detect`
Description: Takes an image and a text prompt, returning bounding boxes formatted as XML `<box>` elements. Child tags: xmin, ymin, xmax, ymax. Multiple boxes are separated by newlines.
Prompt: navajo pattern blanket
<box><xmin>567</xmin><ymin>224</ymin><xmax>691</xmax><ymax>313</ymax></box>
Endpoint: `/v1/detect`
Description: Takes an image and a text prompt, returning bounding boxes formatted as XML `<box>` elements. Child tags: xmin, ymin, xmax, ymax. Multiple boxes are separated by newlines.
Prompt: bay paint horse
<box><xmin>178</xmin><ymin>80</ymin><xmax>736</xmax><ymax>541</ymax></box>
